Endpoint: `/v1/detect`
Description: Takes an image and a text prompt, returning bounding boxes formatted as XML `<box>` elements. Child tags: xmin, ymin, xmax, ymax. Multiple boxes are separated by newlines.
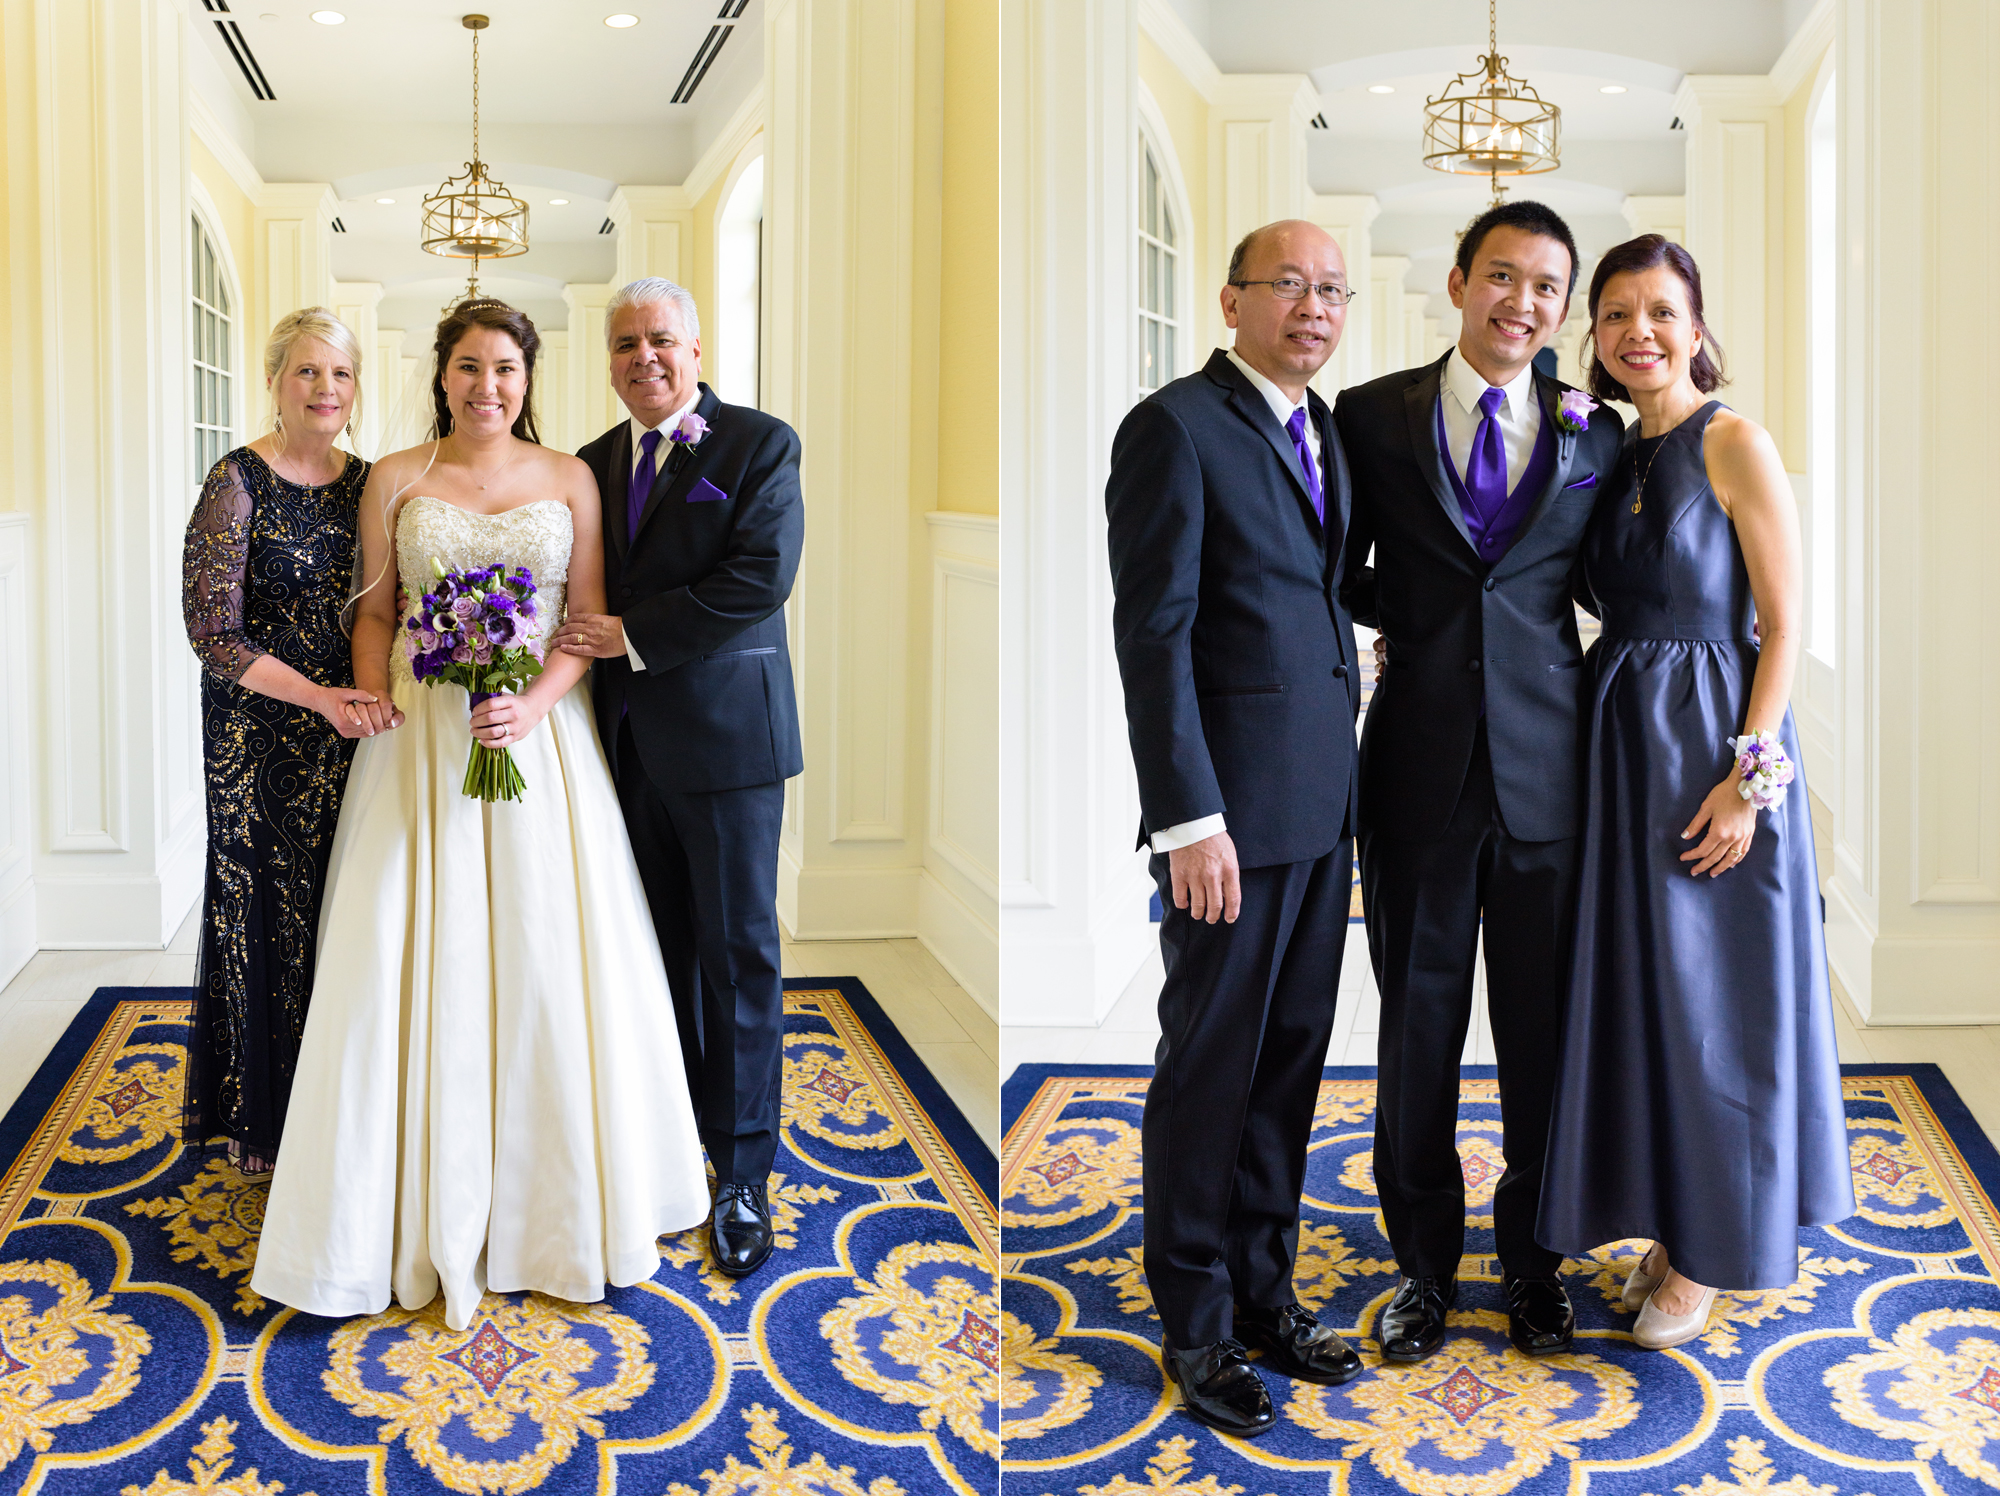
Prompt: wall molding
<box><xmin>188</xmin><ymin>88</ymin><xmax>264</xmax><ymax>200</ymax></box>
<box><xmin>0</xmin><ymin>518</ymin><xmax>33</xmax><ymax>991</ymax></box>
<box><xmin>1769</xmin><ymin>0</ymin><xmax>1836</xmax><ymax>102</ymax></box>
<box><xmin>684</xmin><ymin>84</ymin><xmax>767</xmax><ymax>206</ymax></box>
<box><xmin>1136</xmin><ymin>0</ymin><xmax>1221</xmax><ymax>101</ymax></box>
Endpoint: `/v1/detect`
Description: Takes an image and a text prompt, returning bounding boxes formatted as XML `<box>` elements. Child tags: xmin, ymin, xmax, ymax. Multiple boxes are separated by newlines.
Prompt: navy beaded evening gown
<box><xmin>1536</xmin><ymin>402</ymin><xmax>1853</xmax><ymax>1290</ymax></box>
<box><xmin>181</xmin><ymin>447</ymin><xmax>367</xmax><ymax>1163</ymax></box>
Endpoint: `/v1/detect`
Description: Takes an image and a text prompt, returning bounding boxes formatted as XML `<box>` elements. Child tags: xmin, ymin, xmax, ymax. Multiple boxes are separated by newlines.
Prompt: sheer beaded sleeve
<box><xmin>183</xmin><ymin>456</ymin><xmax>263</xmax><ymax>683</ymax></box>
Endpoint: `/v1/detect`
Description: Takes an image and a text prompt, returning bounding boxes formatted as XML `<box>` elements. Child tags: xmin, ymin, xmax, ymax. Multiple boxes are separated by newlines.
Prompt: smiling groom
<box><xmin>552</xmin><ymin>277</ymin><xmax>804</xmax><ymax>1277</ymax></box>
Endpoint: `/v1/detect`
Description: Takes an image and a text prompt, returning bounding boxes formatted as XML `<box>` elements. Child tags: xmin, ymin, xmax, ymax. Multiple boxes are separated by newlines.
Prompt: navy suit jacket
<box><xmin>577</xmin><ymin>383</ymin><xmax>804</xmax><ymax>794</ymax></box>
<box><xmin>1334</xmin><ymin>354</ymin><xmax>1623</xmax><ymax>842</ymax></box>
<box><xmin>1105</xmin><ymin>350</ymin><xmax>1361</xmax><ymax>870</ymax></box>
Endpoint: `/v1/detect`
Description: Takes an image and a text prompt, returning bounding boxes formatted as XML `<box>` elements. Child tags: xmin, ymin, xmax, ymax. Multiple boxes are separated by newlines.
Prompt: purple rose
<box><xmin>1557</xmin><ymin>389</ymin><xmax>1596</xmax><ymax>433</ymax></box>
<box><xmin>473</xmin><ymin>640</ymin><xmax>493</xmax><ymax>664</ymax></box>
<box><xmin>418</xmin><ymin>629</ymin><xmax>439</xmax><ymax>651</ymax></box>
<box><xmin>671</xmin><ymin>410</ymin><xmax>709</xmax><ymax>446</ymax></box>
<box><xmin>452</xmin><ymin>643</ymin><xmax>473</xmax><ymax>664</ymax></box>
<box><xmin>452</xmin><ymin>595</ymin><xmax>479</xmax><ymax>621</ymax></box>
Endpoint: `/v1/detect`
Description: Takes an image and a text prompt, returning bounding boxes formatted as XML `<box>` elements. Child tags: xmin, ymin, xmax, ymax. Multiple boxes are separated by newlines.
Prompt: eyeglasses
<box><xmin>1231</xmin><ymin>277</ymin><xmax>1358</xmax><ymax>305</ymax></box>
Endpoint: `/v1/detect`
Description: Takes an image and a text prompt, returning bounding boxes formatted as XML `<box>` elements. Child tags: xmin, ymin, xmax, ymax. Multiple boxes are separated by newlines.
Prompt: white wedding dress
<box><xmin>251</xmin><ymin>495</ymin><xmax>709</xmax><ymax>1330</ymax></box>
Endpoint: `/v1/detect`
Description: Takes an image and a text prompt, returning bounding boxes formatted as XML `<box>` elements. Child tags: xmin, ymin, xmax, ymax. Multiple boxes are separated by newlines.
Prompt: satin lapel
<box><xmin>1494</xmin><ymin>373</ymin><xmax>1578</xmax><ymax>571</ymax></box>
<box><xmin>1313</xmin><ymin>395</ymin><xmax>1347</xmax><ymax>559</ymax></box>
<box><xmin>1225</xmin><ymin>377</ymin><xmax>1321</xmax><ymax>535</ymax></box>
<box><xmin>607</xmin><ymin>423</ymin><xmax>633</xmax><ymax>564</ymax></box>
<box><xmin>632</xmin><ymin>385</ymin><xmax>724</xmax><ymax>548</ymax></box>
<box><xmin>1402</xmin><ymin>358</ymin><xmax>1477</xmax><ymax>554</ymax></box>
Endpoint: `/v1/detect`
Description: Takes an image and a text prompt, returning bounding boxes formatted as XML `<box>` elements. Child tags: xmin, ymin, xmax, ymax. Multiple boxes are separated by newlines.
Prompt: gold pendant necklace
<box><xmin>1632</xmin><ymin>398</ymin><xmax>1704</xmax><ymax>514</ymax></box>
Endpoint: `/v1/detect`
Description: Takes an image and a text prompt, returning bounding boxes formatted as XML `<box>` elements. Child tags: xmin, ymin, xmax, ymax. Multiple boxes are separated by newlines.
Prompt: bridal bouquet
<box><xmin>404</xmin><ymin>557</ymin><xmax>544</xmax><ymax>802</ymax></box>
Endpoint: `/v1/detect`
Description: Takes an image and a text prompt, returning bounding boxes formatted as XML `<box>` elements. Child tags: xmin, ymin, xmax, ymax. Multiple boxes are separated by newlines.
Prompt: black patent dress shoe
<box><xmin>1504</xmin><ymin>1275</ymin><xmax>1575</xmax><ymax>1356</ymax></box>
<box><xmin>1235</xmin><ymin>1302</ymin><xmax>1364</xmax><ymax>1385</ymax></box>
<box><xmin>1161</xmin><ymin>1338</ymin><xmax>1276</xmax><ymax>1437</ymax></box>
<box><xmin>1379</xmin><ymin>1275</ymin><xmax>1457</xmax><ymax>1363</ymax></box>
<box><xmin>710</xmin><ymin>1181</ymin><xmax>776</xmax><ymax>1278</ymax></box>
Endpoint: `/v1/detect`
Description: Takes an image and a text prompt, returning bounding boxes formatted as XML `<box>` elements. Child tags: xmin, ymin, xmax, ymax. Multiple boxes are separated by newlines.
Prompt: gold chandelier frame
<box><xmin>1420</xmin><ymin>0</ymin><xmax>1561</xmax><ymax>201</ymax></box>
<box><xmin>422</xmin><ymin>15</ymin><xmax>528</xmax><ymax>301</ymax></box>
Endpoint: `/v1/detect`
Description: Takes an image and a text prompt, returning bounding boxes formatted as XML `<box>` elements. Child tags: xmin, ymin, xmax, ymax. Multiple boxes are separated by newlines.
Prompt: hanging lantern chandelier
<box><xmin>422</xmin><ymin>14</ymin><xmax>529</xmax><ymax>302</ymax></box>
<box><xmin>1420</xmin><ymin>0</ymin><xmax>1561</xmax><ymax>204</ymax></box>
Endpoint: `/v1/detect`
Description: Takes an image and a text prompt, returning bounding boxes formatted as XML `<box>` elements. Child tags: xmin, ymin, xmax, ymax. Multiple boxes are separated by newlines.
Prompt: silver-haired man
<box><xmin>551</xmin><ymin>278</ymin><xmax>804</xmax><ymax>1276</ymax></box>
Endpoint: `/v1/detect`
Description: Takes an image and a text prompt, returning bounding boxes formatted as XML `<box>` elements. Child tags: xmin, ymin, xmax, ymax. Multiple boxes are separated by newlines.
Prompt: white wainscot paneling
<box><xmin>0</xmin><ymin>517</ymin><xmax>34</xmax><ymax>989</ymax></box>
<box><xmin>921</xmin><ymin>512</ymin><xmax>998</xmax><ymax>1017</ymax></box>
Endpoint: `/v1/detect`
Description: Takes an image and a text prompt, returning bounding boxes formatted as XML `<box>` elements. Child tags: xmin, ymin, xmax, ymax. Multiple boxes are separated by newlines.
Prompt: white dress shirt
<box><xmin>1148</xmin><ymin>350</ymin><xmax>1324</xmax><ymax>856</ymax></box>
<box><xmin>620</xmin><ymin>393</ymin><xmax>700</xmax><ymax>673</ymax></box>
<box><xmin>1438</xmin><ymin>347</ymin><xmax>1541</xmax><ymax>492</ymax></box>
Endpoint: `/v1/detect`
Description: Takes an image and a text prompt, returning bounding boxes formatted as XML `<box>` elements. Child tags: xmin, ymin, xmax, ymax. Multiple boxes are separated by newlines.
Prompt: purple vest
<box><xmin>1436</xmin><ymin>392</ymin><xmax>1556</xmax><ymax>563</ymax></box>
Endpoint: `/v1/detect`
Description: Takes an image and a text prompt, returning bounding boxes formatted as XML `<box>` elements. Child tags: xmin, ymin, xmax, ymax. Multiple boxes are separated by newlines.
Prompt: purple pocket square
<box><xmin>1562</xmin><ymin>473</ymin><xmax>1598</xmax><ymax>491</ymax></box>
<box><xmin>687</xmin><ymin>478</ymin><xmax>728</xmax><ymax>503</ymax></box>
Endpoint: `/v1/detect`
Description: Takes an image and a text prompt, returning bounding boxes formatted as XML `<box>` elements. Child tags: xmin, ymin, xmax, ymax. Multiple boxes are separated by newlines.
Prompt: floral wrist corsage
<box><xmin>1729</xmin><ymin>731</ymin><xmax>1795</xmax><ymax>811</ymax></box>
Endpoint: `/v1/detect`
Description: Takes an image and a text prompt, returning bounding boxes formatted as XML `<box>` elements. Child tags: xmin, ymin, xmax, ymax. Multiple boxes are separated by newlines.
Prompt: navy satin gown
<box><xmin>1536</xmin><ymin>401</ymin><xmax>1854</xmax><ymax>1289</ymax></box>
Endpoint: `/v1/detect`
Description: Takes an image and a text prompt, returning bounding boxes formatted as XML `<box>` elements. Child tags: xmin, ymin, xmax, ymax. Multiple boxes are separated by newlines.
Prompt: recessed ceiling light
<box><xmin>1368</xmin><ymin>84</ymin><xmax>1394</xmax><ymax>94</ymax></box>
<box><xmin>1600</xmin><ymin>84</ymin><xmax>1628</xmax><ymax>94</ymax></box>
<box><xmin>549</xmin><ymin>198</ymin><xmax>570</xmax><ymax>206</ymax></box>
<box><xmin>376</xmin><ymin>197</ymin><xmax>395</xmax><ymax>204</ymax></box>
<box><xmin>605</xmin><ymin>13</ymin><xmax>639</xmax><ymax>26</ymax></box>
<box><xmin>310</xmin><ymin>10</ymin><xmax>345</xmax><ymax>23</ymax></box>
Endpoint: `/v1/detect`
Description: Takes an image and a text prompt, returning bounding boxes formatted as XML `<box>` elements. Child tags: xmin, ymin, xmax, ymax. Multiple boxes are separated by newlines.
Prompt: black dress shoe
<box><xmin>710</xmin><ymin>1181</ymin><xmax>776</xmax><ymax>1278</ymax></box>
<box><xmin>1504</xmin><ymin>1276</ymin><xmax>1575</xmax><ymax>1356</ymax></box>
<box><xmin>1235</xmin><ymin>1302</ymin><xmax>1364</xmax><ymax>1385</ymax></box>
<box><xmin>1379</xmin><ymin>1275</ymin><xmax>1457</xmax><ymax>1363</ymax></box>
<box><xmin>1161</xmin><ymin>1338</ymin><xmax>1276</xmax><ymax>1437</ymax></box>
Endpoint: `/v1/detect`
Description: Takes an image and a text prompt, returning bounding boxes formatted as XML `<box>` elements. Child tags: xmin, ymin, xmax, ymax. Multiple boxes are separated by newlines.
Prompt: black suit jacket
<box><xmin>1106</xmin><ymin>350</ymin><xmax>1361</xmax><ymax>870</ymax></box>
<box><xmin>577</xmin><ymin>383</ymin><xmax>804</xmax><ymax>794</ymax></box>
<box><xmin>1334</xmin><ymin>354</ymin><xmax>1623</xmax><ymax>843</ymax></box>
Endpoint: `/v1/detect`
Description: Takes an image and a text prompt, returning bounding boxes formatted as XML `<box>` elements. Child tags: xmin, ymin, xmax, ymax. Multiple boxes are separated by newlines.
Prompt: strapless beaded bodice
<box><xmin>392</xmin><ymin>496</ymin><xmax>572</xmax><ymax>682</ymax></box>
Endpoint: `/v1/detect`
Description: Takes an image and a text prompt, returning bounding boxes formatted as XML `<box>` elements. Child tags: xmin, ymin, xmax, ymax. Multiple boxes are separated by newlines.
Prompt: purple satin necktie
<box><xmin>1285</xmin><ymin>407</ymin><xmax>1324</xmax><ymax>523</ymax></box>
<box><xmin>628</xmin><ymin>428</ymin><xmax>663</xmax><ymax>541</ymax></box>
<box><xmin>1465</xmin><ymin>387</ymin><xmax>1509</xmax><ymax>520</ymax></box>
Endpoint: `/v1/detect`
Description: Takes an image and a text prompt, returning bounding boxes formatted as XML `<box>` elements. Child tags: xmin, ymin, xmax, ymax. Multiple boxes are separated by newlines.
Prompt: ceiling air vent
<box><xmin>1670</xmin><ymin>116</ymin><xmax>1684</xmax><ymax>130</ymax></box>
<box><xmin>599</xmin><ymin>218</ymin><xmax>617</xmax><ymax>235</ymax></box>
<box><xmin>214</xmin><ymin>18</ymin><xmax>275</xmax><ymax>100</ymax></box>
<box><xmin>672</xmin><ymin>0</ymin><xmax>751</xmax><ymax>105</ymax></box>
<box><xmin>1310</xmin><ymin>113</ymin><xmax>1329</xmax><ymax>129</ymax></box>
<box><xmin>331</xmin><ymin>217</ymin><xmax>346</xmax><ymax>233</ymax></box>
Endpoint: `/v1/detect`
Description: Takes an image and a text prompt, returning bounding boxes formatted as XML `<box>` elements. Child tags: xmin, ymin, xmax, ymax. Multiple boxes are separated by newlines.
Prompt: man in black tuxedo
<box><xmin>1105</xmin><ymin>220</ymin><xmax>1363</xmax><ymax>1437</ymax></box>
<box><xmin>1333</xmin><ymin>202</ymin><xmax>1622</xmax><ymax>1360</ymax></box>
<box><xmin>552</xmin><ymin>278</ymin><xmax>802</xmax><ymax>1278</ymax></box>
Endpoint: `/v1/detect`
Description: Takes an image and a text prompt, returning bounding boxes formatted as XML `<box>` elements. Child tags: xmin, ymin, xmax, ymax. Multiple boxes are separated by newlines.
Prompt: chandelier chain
<box><xmin>471</xmin><ymin>23</ymin><xmax>480</xmax><ymax>166</ymax></box>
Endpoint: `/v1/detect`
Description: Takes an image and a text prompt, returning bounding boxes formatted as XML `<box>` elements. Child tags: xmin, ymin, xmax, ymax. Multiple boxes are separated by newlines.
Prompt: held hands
<box><xmin>1169</xmin><ymin>831</ymin><xmax>1242</xmax><ymax>924</ymax></box>
<box><xmin>470</xmin><ymin>691</ymin><xmax>549</xmax><ymax>748</ymax></box>
<box><xmin>550</xmin><ymin>613</ymin><xmax>626</xmax><ymax>659</ymax></box>
<box><xmin>1681</xmin><ymin>777</ymin><xmax>1758</xmax><ymax>877</ymax></box>
<box><xmin>1372</xmin><ymin>634</ymin><xmax>1388</xmax><ymax>686</ymax></box>
<box><xmin>318</xmin><ymin>686</ymin><xmax>402</xmax><ymax>738</ymax></box>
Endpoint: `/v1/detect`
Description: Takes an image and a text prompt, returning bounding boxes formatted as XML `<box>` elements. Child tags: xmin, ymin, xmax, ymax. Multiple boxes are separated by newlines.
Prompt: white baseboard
<box><xmin>785</xmin><ymin>862</ymin><xmax>921</xmax><ymax>941</ymax></box>
<box><xmin>0</xmin><ymin>877</ymin><xmax>34</xmax><ymax>991</ymax></box>
<box><xmin>34</xmin><ymin>867</ymin><xmax>199</xmax><ymax>949</ymax></box>
<box><xmin>916</xmin><ymin>867</ymin><xmax>996</xmax><ymax>1018</ymax></box>
<box><xmin>1002</xmin><ymin>915</ymin><xmax>1157</xmax><ymax>1027</ymax></box>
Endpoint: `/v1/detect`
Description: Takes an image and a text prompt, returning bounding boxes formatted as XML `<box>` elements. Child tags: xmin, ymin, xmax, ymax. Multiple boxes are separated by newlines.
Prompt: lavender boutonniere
<box><xmin>1557</xmin><ymin>390</ymin><xmax>1597</xmax><ymax>434</ymax></box>
<box><xmin>668</xmin><ymin>410</ymin><xmax>709</xmax><ymax>452</ymax></box>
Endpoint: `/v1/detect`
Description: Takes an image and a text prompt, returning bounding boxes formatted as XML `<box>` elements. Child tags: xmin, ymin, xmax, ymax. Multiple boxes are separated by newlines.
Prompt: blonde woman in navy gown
<box><xmin>1535</xmin><ymin>236</ymin><xmax>1852</xmax><ymax>1348</ymax></box>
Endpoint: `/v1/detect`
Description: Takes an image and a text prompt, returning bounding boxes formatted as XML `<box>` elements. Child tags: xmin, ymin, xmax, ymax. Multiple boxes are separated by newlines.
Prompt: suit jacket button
<box><xmin>1332</xmin><ymin>665</ymin><xmax>1348</xmax><ymax>678</ymax></box>
<box><xmin>1468</xmin><ymin>659</ymin><xmax>1482</xmax><ymax>672</ymax></box>
<box><xmin>621</xmin><ymin>586</ymin><xmax>633</xmax><ymax>599</ymax></box>
<box><xmin>1483</xmin><ymin>577</ymin><xmax>1496</xmax><ymax>592</ymax></box>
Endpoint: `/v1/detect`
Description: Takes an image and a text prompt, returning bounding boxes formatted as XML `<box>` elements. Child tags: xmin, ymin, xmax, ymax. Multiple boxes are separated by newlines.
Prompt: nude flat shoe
<box><xmin>1633</xmin><ymin>1283</ymin><xmax>1718</xmax><ymax>1350</ymax></box>
<box><xmin>1621</xmin><ymin>1246</ymin><xmax>1668</xmax><ymax>1313</ymax></box>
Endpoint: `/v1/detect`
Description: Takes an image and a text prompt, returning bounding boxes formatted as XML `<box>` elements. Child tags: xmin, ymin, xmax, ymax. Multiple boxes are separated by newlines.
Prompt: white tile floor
<box><xmin>0</xmin><ymin>917</ymin><xmax>999</xmax><ymax>1156</ymax></box>
<box><xmin>1001</xmin><ymin>793</ymin><xmax>2000</xmax><ymax>1154</ymax></box>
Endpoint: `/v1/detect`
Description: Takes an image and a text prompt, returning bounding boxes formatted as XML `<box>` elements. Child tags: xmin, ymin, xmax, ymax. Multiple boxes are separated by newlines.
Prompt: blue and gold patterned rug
<box><xmin>1002</xmin><ymin>1062</ymin><xmax>2000</xmax><ymax>1493</ymax></box>
<box><xmin>0</xmin><ymin>979</ymin><xmax>996</xmax><ymax>1495</ymax></box>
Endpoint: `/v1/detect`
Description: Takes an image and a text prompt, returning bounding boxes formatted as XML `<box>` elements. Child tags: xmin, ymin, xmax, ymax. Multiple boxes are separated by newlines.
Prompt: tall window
<box><xmin>1137</xmin><ymin>135</ymin><xmax>1180</xmax><ymax>397</ymax></box>
<box><xmin>1808</xmin><ymin>78</ymin><xmax>1836</xmax><ymax>663</ymax></box>
<box><xmin>717</xmin><ymin>155</ymin><xmax>765</xmax><ymax>409</ymax></box>
<box><xmin>191</xmin><ymin>215</ymin><xmax>235</xmax><ymax>484</ymax></box>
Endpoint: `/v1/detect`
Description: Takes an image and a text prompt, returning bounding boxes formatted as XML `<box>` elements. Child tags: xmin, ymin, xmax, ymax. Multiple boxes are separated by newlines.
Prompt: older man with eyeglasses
<box><xmin>1104</xmin><ymin>219</ymin><xmax>1364</xmax><ymax>1437</ymax></box>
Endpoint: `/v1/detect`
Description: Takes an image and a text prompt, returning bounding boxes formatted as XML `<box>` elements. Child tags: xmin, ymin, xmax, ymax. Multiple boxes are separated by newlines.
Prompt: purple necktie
<box><xmin>628</xmin><ymin>428</ymin><xmax>663</xmax><ymax>541</ymax></box>
<box><xmin>1286</xmin><ymin>407</ymin><xmax>1324</xmax><ymax>523</ymax></box>
<box><xmin>1465</xmin><ymin>387</ymin><xmax>1508</xmax><ymax>520</ymax></box>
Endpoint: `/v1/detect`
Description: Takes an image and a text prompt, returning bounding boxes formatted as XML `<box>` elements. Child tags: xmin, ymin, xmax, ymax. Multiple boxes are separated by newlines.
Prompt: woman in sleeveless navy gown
<box><xmin>1536</xmin><ymin>236</ymin><xmax>1852</xmax><ymax>1349</ymax></box>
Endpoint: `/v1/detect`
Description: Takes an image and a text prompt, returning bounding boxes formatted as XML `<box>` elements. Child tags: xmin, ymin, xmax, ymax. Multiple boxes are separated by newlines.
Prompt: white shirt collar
<box><xmin>1226</xmin><ymin>347</ymin><xmax>1311</xmax><ymax>431</ymax></box>
<box><xmin>1443</xmin><ymin>346</ymin><xmax>1537</xmax><ymax>422</ymax></box>
<box><xmin>631</xmin><ymin>390</ymin><xmax>701</xmax><ymax>448</ymax></box>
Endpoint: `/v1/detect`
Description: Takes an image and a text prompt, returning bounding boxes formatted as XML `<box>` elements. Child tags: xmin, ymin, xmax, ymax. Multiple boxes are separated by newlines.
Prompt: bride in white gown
<box><xmin>251</xmin><ymin>299</ymin><xmax>709</xmax><ymax>1330</ymax></box>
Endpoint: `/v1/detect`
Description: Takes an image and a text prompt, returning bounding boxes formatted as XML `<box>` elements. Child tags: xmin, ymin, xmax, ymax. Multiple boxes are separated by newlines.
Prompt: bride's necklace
<box><xmin>453</xmin><ymin>436</ymin><xmax>521</xmax><ymax>492</ymax></box>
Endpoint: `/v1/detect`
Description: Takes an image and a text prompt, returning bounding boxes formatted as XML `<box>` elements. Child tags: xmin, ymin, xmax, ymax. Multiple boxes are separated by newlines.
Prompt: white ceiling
<box><xmin>1159</xmin><ymin>0</ymin><xmax>1829</xmax><ymax>312</ymax></box>
<box><xmin>190</xmin><ymin>0</ymin><xmax>761</xmax><ymax>340</ymax></box>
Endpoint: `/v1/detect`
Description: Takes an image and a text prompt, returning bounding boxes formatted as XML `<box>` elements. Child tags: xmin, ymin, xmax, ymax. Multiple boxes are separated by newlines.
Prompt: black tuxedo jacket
<box><xmin>1106</xmin><ymin>349</ymin><xmax>1361</xmax><ymax>870</ymax></box>
<box><xmin>577</xmin><ymin>383</ymin><xmax>804</xmax><ymax>794</ymax></box>
<box><xmin>1333</xmin><ymin>354</ymin><xmax>1623</xmax><ymax>843</ymax></box>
